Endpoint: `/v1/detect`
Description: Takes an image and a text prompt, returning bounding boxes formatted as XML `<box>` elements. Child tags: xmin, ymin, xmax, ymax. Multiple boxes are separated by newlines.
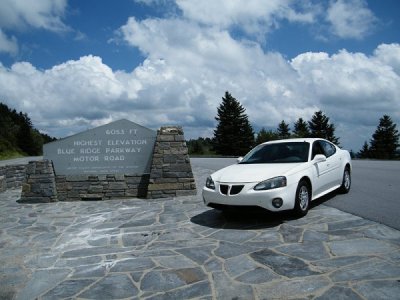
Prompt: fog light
<box><xmin>272</xmin><ymin>198</ymin><xmax>283</xmax><ymax>208</ymax></box>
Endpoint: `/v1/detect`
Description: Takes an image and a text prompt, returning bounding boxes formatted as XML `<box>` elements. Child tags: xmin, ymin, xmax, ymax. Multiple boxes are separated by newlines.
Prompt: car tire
<box><xmin>339</xmin><ymin>166</ymin><xmax>351</xmax><ymax>194</ymax></box>
<box><xmin>293</xmin><ymin>180</ymin><xmax>310</xmax><ymax>217</ymax></box>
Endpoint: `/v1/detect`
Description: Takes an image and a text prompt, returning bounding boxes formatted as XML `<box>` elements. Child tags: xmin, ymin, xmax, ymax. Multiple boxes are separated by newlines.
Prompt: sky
<box><xmin>0</xmin><ymin>0</ymin><xmax>399</xmax><ymax>152</ymax></box>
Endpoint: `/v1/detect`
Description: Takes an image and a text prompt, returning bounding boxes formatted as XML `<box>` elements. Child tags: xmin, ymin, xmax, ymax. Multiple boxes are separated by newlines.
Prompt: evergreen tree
<box><xmin>358</xmin><ymin>141</ymin><xmax>370</xmax><ymax>158</ymax></box>
<box><xmin>293</xmin><ymin>118</ymin><xmax>310</xmax><ymax>138</ymax></box>
<box><xmin>188</xmin><ymin>139</ymin><xmax>204</xmax><ymax>155</ymax></box>
<box><xmin>0</xmin><ymin>102</ymin><xmax>56</xmax><ymax>157</ymax></box>
<box><xmin>369</xmin><ymin>115</ymin><xmax>399</xmax><ymax>159</ymax></box>
<box><xmin>255</xmin><ymin>128</ymin><xmax>278</xmax><ymax>144</ymax></box>
<box><xmin>17</xmin><ymin>113</ymin><xmax>36</xmax><ymax>155</ymax></box>
<box><xmin>213</xmin><ymin>91</ymin><xmax>254</xmax><ymax>156</ymax></box>
<box><xmin>308</xmin><ymin>111</ymin><xmax>339</xmax><ymax>144</ymax></box>
<box><xmin>277</xmin><ymin>120</ymin><xmax>290</xmax><ymax>139</ymax></box>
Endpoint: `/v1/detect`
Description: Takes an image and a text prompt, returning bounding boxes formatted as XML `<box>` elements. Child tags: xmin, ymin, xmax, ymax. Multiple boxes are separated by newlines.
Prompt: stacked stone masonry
<box><xmin>19</xmin><ymin>160</ymin><xmax>57</xmax><ymax>203</ymax></box>
<box><xmin>0</xmin><ymin>164</ymin><xmax>26</xmax><ymax>192</ymax></box>
<box><xmin>19</xmin><ymin>160</ymin><xmax>150</xmax><ymax>202</ymax></box>
<box><xmin>147</xmin><ymin>126</ymin><xmax>197</xmax><ymax>199</ymax></box>
<box><xmin>17</xmin><ymin>125</ymin><xmax>196</xmax><ymax>202</ymax></box>
<box><xmin>55</xmin><ymin>174</ymin><xmax>149</xmax><ymax>201</ymax></box>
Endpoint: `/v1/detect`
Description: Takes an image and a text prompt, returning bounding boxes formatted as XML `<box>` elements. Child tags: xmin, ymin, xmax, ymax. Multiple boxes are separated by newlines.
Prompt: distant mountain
<box><xmin>0</xmin><ymin>102</ymin><xmax>56</xmax><ymax>158</ymax></box>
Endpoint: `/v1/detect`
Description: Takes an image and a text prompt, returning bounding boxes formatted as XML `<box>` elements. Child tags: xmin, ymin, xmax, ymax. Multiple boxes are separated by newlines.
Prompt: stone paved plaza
<box><xmin>1</xmin><ymin>166</ymin><xmax>400</xmax><ymax>299</ymax></box>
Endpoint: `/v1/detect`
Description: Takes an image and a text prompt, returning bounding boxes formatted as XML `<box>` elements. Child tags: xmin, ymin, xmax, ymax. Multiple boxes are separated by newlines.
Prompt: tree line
<box><xmin>0</xmin><ymin>102</ymin><xmax>56</xmax><ymax>158</ymax></box>
<box><xmin>358</xmin><ymin>115</ymin><xmax>400</xmax><ymax>159</ymax></box>
<box><xmin>188</xmin><ymin>91</ymin><xmax>399</xmax><ymax>159</ymax></box>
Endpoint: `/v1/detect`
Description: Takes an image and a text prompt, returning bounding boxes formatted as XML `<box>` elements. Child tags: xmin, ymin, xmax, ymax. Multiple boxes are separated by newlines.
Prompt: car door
<box><xmin>311</xmin><ymin>140</ymin><xmax>339</xmax><ymax>196</ymax></box>
<box><xmin>320</xmin><ymin>140</ymin><xmax>342</xmax><ymax>188</ymax></box>
<box><xmin>311</xmin><ymin>141</ymin><xmax>329</xmax><ymax>196</ymax></box>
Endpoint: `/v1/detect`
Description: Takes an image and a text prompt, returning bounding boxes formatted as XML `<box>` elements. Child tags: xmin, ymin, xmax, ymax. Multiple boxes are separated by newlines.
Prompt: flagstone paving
<box><xmin>0</xmin><ymin>166</ymin><xmax>399</xmax><ymax>299</ymax></box>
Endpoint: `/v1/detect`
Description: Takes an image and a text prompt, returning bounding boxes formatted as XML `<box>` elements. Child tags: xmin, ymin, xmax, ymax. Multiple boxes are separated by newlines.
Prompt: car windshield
<box><xmin>240</xmin><ymin>142</ymin><xmax>310</xmax><ymax>164</ymax></box>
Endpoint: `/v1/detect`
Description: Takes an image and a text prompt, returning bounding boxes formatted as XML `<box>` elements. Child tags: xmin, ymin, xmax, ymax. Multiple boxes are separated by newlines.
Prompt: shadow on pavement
<box><xmin>310</xmin><ymin>190</ymin><xmax>341</xmax><ymax>207</ymax></box>
<box><xmin>191</xmin><ymin>207</ymin><xmax>300</xmax><ymax>230</ymax></box>
<box><xmin>191</xmin><ymin>190</ymin><xmax>341</xmax><ymax>230</ymax></box>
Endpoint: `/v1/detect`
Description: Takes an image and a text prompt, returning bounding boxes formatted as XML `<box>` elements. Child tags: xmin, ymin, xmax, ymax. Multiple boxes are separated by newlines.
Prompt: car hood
<box><xmin>212</xmin><ymin>163</ymin><xmax>303</xmax><ymax>183</ymax></box>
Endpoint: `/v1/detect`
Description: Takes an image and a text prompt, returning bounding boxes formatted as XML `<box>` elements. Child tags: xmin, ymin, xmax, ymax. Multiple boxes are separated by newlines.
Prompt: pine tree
<box><xmin>17</xmin><ymin>112</ymin><xmax>37</xmax><ymax>155</ymax></box>
<box><xmin>293</xmin><ymin>118</ymin><xmax>310</xmax><ymax>138</ymax></box>
<box><xmin>308</xmin><ymin>111</ymin><xmax>339</xmax><ymax>144</ymax></box>
<box><xmin>277</xmin><ymin>120</ymin><xmax>290</xmax><ymax>139</ymax></box>
<box><xmin>255</xmin><ymin>128</ymin><xmax>278</xmax><ymax>144</ymax></box>
<box><xmin>213</xmin><ymin>91</ymin><xmax>254</xmax><ymax>156</ymax></box>
<box><xmin>0</xmin><ymin>102</ymin><xmax>55</xmax><ymax>157</ymax></box>
<box><xmin>358</xmin><ymin>141</ymin><xmax>370</xmax><ymax>158</ymax></box>
<box><xmin>369</xmin><ymin>115</ymin><xmax>399</xmax><ymax>159</ymax></box>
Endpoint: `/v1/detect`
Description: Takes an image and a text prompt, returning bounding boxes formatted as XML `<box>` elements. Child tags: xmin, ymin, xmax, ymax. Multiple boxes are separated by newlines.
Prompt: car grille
<box><xmin>220</xmin><ymin>184</ymin><xmax>244</xmax><ymax>196</ymax></box>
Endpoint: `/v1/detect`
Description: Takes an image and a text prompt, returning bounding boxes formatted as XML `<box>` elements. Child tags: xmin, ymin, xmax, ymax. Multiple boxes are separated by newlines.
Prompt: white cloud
<box><xmin>326</xmin><ymin>0</ymin><xmax>377</xmax><ymax>39</ymax></box>
<box><xmin>0</xmin><ymin>0</ymin><xmax>69</xmax><ymax>57</ymax></box>
<box><xmin>175</xmin><ymin>0</ymin><xmax>317</xmax><ymax>39</ymax></box>
<box><xmin>291</xmin><ymin>48</ymin><xmax>400</xmax><ymax>114</ymax></box>
<box><xmin>0</xmin><ymin>29</ymin><xmax>18</xmax><ymax>55</ymax></box>
<box><xmin>1</xmin><ymin>39</ymin><xmax>399</xmax><ymax>150</ymax></box>
<box><xmin>291</xmin><ymin>46</ymin><xmax>400</xmax><ymax>146</ymax></box>
<box><xmin>0</xmin><ymin>0</ymin><xmax>68</xmax><ymax>32</ymax></box>
<box><xmin>0</xmin><ymin>56</ymin><xmax>124</xmax><ymax>134</ymax></box>
<box><xmin>0</xmin><ymin>2</ymin><xmax>398</xmax><ymax>151</ymax></box>
<box><xmin>373</xmin><ymin>43</ymin><xmax>400</xmax><ymax>75</ymax></box>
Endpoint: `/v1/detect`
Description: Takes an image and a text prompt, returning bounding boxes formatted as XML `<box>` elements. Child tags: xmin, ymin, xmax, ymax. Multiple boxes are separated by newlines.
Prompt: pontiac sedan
<box><xmin>202</xmin><ymin>138</ymin><xmax>351</xmax><ymax>216</ymax></box>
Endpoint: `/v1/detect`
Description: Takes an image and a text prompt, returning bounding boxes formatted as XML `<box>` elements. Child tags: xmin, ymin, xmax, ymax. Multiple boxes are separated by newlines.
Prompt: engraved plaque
<box><xmin>43</xmin><ymin>119</ymin><xmax>157</xmax><ymax>175</ymax></box>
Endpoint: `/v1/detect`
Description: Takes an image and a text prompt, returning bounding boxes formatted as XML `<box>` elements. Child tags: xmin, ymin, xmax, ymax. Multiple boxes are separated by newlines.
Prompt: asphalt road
<box><xmin>191</xmin><ymin>158</ymin><xmax>400</xmax><ymax>230</ymax></box>
<box><xmin>0</xmin><ymin>156</ymin><xmax>43</xmax><ymax>167</ymax></box>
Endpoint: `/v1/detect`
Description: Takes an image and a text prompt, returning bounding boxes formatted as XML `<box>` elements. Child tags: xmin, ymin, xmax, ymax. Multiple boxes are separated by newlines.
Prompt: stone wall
<box><xmin>55</xmin><ymin>174</ymin><xmax>149</xmax><ymax>201</ymax></box>
<box><xmin>19</xmin><ymin>161</ymin><xmax>150</xmax><ymax>202</ymax></box>
<box><xmin>0</xmin><ymin>175</ymin><xmax>5</xmax><ymax>192</ymax></box>
<box><xmin>19</xmin><ymin>160</ymin><xmax>57</xmax><ymax>203</ymax></box>
<box><xmin>147</xmin><ymin>126</ymin><xmax>196</xmax><ymax>199</ymax></box>
<box><xmin>17</xmin><ymin>125</ymin><xmax>196</xmax><ymax>202</ymax></box>
<box><xmin>0</xmin><ymin>164</ymin><xmax>27</xmax><ymax>192</ymax></box>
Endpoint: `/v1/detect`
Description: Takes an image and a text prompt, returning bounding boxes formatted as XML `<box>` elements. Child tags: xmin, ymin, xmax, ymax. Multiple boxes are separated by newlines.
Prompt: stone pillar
<box><xmin>147</xmin><ymin>126</ymin><xmax>196</xmax><ymax>199</ymax></box>
<box><xmin>0</xmin><ymin>175</ymin><xmax>5</xmax><ymax>192</ymax></box>
<box><xmin>19</xmin><ymin>160</ymin><xmax>58</xmax><ymax>203</ymax></box>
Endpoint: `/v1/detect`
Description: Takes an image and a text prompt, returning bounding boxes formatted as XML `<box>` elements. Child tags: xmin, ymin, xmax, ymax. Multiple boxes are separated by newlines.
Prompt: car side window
<box><xmin>320</xmin><ymin>141</ymin><xmax>336</xmax><ymax>158</ymax></box>
<box><xmin>312</xmin><ymin>141</ymin><xmax>324</xmax><ymax>159</ymax></box>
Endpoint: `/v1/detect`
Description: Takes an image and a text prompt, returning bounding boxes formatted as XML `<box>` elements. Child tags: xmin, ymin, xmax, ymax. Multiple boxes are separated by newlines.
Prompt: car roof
<box><xmin>262</xmin><ymin>138</ymin><xmax>326</xmax><ymax>145</ymax></box>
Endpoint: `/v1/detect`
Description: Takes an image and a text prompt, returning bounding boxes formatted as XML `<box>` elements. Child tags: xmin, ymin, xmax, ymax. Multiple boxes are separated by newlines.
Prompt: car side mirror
<box><xmin>314</xmin><ymin>154</ymin><xmax>327</xmax><ymax>163</ymax></box>
<box><xmin>237</xmin><ymin>157</ymin><xmax>243</xmax><ymax>163</ymax></box>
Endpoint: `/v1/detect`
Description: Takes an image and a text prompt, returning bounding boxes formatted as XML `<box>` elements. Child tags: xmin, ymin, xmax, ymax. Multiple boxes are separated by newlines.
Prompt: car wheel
<box><xmin>293</xmin><ymin>180</ymin><xmax>310</xmax><ymax>217</ymax></box>
<box><xmin>339</xmin><ymin>167</ymin><xmax>351</xmax><ymax>194</ymax></box>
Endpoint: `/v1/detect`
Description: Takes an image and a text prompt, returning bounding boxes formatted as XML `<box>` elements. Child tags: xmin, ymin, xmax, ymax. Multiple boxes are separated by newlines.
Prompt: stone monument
<box><xmin>19</xmin><ymin>119</ymin><xmax>196</xmax><ymax>202</ymax></box>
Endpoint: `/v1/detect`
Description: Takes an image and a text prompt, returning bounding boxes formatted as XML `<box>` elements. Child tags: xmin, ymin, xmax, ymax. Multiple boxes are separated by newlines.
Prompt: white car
<box><xmin>202</xmin><ymin>138</ymin><xmax>351</xmax><ymax>216</ymax></box>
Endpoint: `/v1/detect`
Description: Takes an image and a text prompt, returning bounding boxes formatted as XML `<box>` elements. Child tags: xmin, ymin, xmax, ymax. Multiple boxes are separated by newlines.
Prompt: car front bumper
<box><xmin>202</xmin><ymin>181</ymin><xmax>297</xmax><ymax>212</ymax></box>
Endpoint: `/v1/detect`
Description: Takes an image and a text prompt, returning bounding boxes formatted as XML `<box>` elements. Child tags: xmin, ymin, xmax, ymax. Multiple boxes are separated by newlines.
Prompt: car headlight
<box><xmin>206</xmin><ymin>176</ymin><xmax>215</xmax><ymax>190</ymax></box>
<box><xmin>254</xmin><ymin>176</ymin><xmax>287</xmax><ymax>191</ymax></box>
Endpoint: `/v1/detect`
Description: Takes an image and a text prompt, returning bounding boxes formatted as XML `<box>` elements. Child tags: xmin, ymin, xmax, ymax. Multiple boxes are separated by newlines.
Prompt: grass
<box><xmin>0</xmin><ymin>151</ymin><xmax>25</xmax><ymax>161</ymax></box>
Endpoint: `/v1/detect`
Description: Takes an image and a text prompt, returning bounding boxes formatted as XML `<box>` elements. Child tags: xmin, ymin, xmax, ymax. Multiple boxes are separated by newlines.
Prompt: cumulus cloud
<box><xmin>1</xmin><ymin>35</ymin><xmax>399</xmax><ymax>150</ymax></box>
<box><xmin>0</xmin><ymin>0</ymin><xmax>68</xmax><ymax>32</ymax></box>
<box><xmin>0</xmin><ymin>0</ymin><xmax>398</xmax><ymax>150</ymax></box>
<box><xmin>0</xmin><ymin>56</ymin><xmax>122</xmax><ymax>135</ymax></box>
<box><xmin>175</xmin><ymin>0</ymin><xmax>317</xmax><ymax>40</ymax></box>
<box><xmin>292</xmin><ymin>47</ymin><xmax>400</xmax><ymax>147</ymax></box>
<box><xmin>291</xmin><ymin>48</ymin><xmax>400</xmax><ymax>125</ymax></box>
<box><xmin>373</xmin><ymin>43</ymin><xmax>400</xmax><ymax>75</ymax></box>
<box><xmin>0</xmin><ymin>0</ymin><xmax>69</xmax><ymax>56</ymax></box>
<box><xmin>326</xmin><ymin>0</ymin><xmax>378</xmax><ymax>39</ymax></box>
<box><xmin>0</xmin><ymin>29</ymin><xmax>18</xmax><ymax>55</ymax></box>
